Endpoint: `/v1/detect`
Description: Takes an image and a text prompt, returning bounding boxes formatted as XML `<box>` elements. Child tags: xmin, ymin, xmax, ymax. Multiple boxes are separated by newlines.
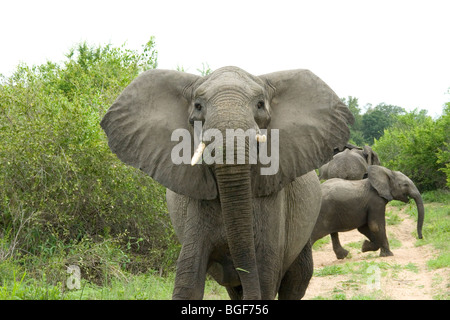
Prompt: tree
<box><xmin>436</xmin><ymin>102</ymin><xmax>450</xmax><ymax>187</ymax></box>
<box><xmin>342</xmin><ymin>96</ymin><xmax>364</xmax><ymax>146</ymax></box>
<box><xmin>373</xmin><ymin>108</ymin><xmax>448</xmax><ymax>191</ymax></box>
<box><xmin>362</xmin><ymin>103</ymin><xmax>405</xmax><ymax>145</ymax></box>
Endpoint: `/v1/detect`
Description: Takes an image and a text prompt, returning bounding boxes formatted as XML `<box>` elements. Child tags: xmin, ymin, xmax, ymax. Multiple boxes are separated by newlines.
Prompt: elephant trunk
<box><xmin>411</xmin><ymin>192</ymin><xmax>425</xmax><ymax>239</ymax></box>
<box><xmin>202</xmin><ymin>101</ymin><xmax>262</xmax><ymax>299</ymax></box>
<box><xmin>215</xmin><ymin>164</ymin><xmax>261</xmax><ymax>299</ymax></box>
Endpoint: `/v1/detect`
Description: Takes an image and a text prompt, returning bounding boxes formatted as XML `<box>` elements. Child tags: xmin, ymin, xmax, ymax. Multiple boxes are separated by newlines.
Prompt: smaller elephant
<box><xmin>318</xmin><ymin>145</ymin><xmax>380</xmax><ymax>180</ymax></box>
<box><xmin>311</xmin><ymin>165</ymin><xmax>424</xmax><ymax>259</ymax></box>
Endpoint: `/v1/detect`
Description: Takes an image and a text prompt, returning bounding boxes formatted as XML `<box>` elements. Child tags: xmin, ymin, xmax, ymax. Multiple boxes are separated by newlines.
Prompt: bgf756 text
<box><xmin>181</xmin><ymin>304</ymin><xmax>269</xmax><ymax>317</ymax></box>
<box><xmin>226</xmin><ymin>304</ymin><xmax>268</xmax><ymax>315</ymax></box>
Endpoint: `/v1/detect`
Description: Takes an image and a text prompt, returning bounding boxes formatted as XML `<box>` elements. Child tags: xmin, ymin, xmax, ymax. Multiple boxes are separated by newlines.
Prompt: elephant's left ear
<box><xmin>253</xmin><ymin>69</ymin><xmax>354</xmax><ymax>196</ymax></box>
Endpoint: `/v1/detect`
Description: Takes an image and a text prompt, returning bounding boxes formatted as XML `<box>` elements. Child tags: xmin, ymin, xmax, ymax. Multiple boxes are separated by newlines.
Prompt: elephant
<box><xmin>311</xmin><ymin>165</ymin><xmax>425</xmax><ymax>259</ymax></box>
<box><xmin>100</xmin><ymin>66</ymin><xmax>353</xmax><ymax>299</ymax></box>
<box><xmin>318</xmin><ymin>145</ymin><xmax>380</xmax><ymax>180</ymax></box>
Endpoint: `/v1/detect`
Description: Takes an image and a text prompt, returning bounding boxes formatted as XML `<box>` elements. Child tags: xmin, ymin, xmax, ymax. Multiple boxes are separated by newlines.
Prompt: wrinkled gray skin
<box><xmin>318</xmin><ymin>145</ymin><xmax>380</xmax><ymax>180</ymax></box>
<box><xmin>312</xmin><ymin>165</ymin><xmax>425</xmax><ymax>259</ymax></box>
<box><xmin>101</xmin><ymin>66</ymin><xmax>353</xmax><ymax>299</ymax></box>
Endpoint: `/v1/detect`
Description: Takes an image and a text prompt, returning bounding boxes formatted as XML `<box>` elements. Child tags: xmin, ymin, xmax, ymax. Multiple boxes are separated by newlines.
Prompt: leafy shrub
<box><xmin>373</xmin><ymin>106</ymin><xmax>449</xmax><ymax>191</ymax></box>
<box><xmin>436</xmin><ymin>103</ymin><xmax>450</xmax><ymax>188</ymax></box>
<box><xmin>0</xmin><ymin>39</ymin><xmax>179</xmax><ymax>273</ymax></box>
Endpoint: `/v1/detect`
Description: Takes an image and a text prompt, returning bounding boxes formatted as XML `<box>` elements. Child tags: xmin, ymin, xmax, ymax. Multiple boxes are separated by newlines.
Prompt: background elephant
<box><xmin>311</xmin><ymin>165</ymin><xmax>424</xmax><ymax>259</ymax></box>
<box><xmin>318</xmin><ymin>145</ymin><xmax>380</xmax><ymax>180</ymax></box>
<box><xmin>101</xmin><ymin>66</ymin><xmax>353</xmax><ymax>299</ymax></box>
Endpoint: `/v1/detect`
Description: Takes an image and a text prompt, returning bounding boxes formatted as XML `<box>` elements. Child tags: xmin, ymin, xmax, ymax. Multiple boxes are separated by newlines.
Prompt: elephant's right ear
<box><xmin>368</xmin><ymin>165</ymin><xmax>394</xmax><ymax>201</ymax></box>
<box><xmin>101</xmin><ymin>69</ymin><xmax>218</xmax><ymax>200</ymax></box>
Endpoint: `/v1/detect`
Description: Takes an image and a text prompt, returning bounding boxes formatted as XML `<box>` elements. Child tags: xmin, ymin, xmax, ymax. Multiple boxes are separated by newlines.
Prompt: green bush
<box><xmin>436</xmin><ymin>103</ymin><xmax>450</xmax><ymax>188</ymax></box>
<box><xmin>0</xmin><ymin>39</ymin><xmax>179</xmax><ymax>273</ymax></box>
<box><xmin>373</xmin><ymin>106</ymin><xmax>450</xmax><ymax>191</ymax></box>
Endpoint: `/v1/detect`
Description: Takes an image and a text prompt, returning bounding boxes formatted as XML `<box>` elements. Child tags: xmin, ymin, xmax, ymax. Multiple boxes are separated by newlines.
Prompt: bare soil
<box><xmin>304</xmin><ymin>206</ymin><xmax>449</xmax><ymax>300</ymax></box>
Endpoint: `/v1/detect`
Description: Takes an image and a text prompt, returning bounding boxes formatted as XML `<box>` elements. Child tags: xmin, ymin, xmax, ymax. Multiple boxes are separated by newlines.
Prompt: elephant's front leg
<box><xmin>364</xmin><ymin>213</ymin><xmax>394</xmax><ymax>257</ymax></box>
<box><xmin>171</xmin><ymin>199</ymin><xmax>219</xmax><ymax>300</ymax></box>
<box><xmin>172</xmin><ymin>239</ymin><xmax>211</xmax><ymax>299</ymax></box>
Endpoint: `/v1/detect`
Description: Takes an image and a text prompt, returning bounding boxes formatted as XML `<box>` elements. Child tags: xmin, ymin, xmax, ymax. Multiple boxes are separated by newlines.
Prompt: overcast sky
<box><xmin>1</xmin><ymin>0</ymin><xmax>449</xmax><ymax>117</ymax></box>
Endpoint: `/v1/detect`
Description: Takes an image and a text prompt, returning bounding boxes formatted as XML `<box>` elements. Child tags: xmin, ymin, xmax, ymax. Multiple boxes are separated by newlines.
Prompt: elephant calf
<box><xmin>311</xmin><ymin>165</ymin><xmax>424</xmax><ymax>259</ymax></box>
<box><xmin>318</xmin><ymin>145</ymin><xmax>380</xmax><ymax>180</ymax></box>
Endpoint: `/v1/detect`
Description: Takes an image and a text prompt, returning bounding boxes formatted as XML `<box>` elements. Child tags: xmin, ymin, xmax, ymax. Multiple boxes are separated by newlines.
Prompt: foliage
<box><xmin>0</xmin><ymin>39</ymin><xmax>179</xmax><ymax>274</ymax></box>
<box><xmin>373</xmin><ymin>107</ymin><xmax>449</xmax><ymax>191</ymax></box>
<box><xmin>196</xmin><ymin>62</ymin><xmax>212</xmax><ymax>76</ymax></box>
<box><xmin>342</xmin><ymin>96</ymin><xmax>365</xmax><ymax>146</ymax></box>
<box><xmin>176</xmin><ymin>62</ymin><xmax>212</xmax><ymax>76</ymax></box>
<box><xmin>342</xmin><ymin>97</ymin><xmax>405</xmax><ymax>146</ymax></box>
<box><xmin>361</xmin><ymin>103</ymin><xmax>405</xmax><ymax>145</ymax></box>
<box><xmin>343</xmin><ymin>92</ymin><xmax>449</xmax><ymax>191</ymax></box>
<box><xmin>436</xmin><ymin>102</ymin><xmax>450</xmax><ymax>187</ymax></box>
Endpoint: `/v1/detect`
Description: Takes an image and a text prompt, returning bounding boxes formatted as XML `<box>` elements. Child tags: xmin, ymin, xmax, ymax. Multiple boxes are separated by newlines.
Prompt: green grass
<box><xmin>387</xmin><ymin>234</ymin><xmax>402</xmax><ymax>249</ymax></box>
<box><xmin>421</xmin><ymin>189</ymin><xmax>450</xmax><ymax>204</ymax></box>
<box><xmin>414</xmin><ymin>202</ymin><xmax>449</xmax><ymax>266</ymax></box>
<box><xmin>386</xmin><ymin>209</ymin><xmax>403</xmax><ymax>226</ymax></box>
<box><xmin>64</xmin><ymin>272</ymin><xmax>176</xmax><ymax>300</ymax></box>
<box><xmin>312</xmin><ymin>235</ymin><xmax>330</xmax><ymax>250</ymax></box>
<box><xmin>427</xmin><ymin>252</ymin><xmax>450</xmax><ymax>270</ymax></box>
<box><xmin>404</xmin><ymin>262</ymin><xmax>419</xmax><ymax>273</ymax></box>
<box><xmin>314</xmin><ymin>265</ymin><xmax>348</xmax><ymax>277</ymax></box>
<box><xmin>314</xmin><ymin>261</ymin><xmax>392</xmax><ymax>278</ymax></box>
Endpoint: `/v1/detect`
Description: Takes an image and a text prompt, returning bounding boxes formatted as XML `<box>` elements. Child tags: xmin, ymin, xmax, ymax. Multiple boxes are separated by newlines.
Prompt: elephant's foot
<box><xmin>172</xmin><ymin>286</ymin><xmax>204</xmax><ymax>300</ymax></box>
<box><xmin>379</xmin><ymin>249</ymin><xmax>394</xmax><ymax>257</ymax></box>
<box><xmin>226</xmin><ymin>285</ymin><xmax>243</xmax><ymax>300</ymax></box>
<box><xmin>334</xmin><ymin>248</ymin><xmax>349</xmax><ymax>260</ymax></box>
<box><xmin>361</xmin><ymin>240</ymin><xmax>379</xmax><ymax>252</ymax></box>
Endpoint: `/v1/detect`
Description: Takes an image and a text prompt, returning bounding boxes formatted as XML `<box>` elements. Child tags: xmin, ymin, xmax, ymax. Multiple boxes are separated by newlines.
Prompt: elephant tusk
<box><xmin>255</xmin><ymin>134</ymin><xmax>267</xmax><ymax>143</ymax></box>
<box><xmin>191</xmin><ymin>142</ymin><xmax>206</xmax><ymax>166</ymax></box>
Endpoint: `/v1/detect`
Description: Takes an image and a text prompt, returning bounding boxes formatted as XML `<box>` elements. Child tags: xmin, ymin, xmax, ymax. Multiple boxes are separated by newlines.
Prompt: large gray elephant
<box><xmin>101</xmin><ymin>66</ymin><xmax>353</xmax><ymax>299</ymax></box>
<box><xmin>318</xmin><ymin>145</ymin><xmax>380</xmax><ymax>180</ymax></box>
<box><xmin>311</xmin><ymin>165</ymin><xmax>425</xmax><ymax>259</ymax></box>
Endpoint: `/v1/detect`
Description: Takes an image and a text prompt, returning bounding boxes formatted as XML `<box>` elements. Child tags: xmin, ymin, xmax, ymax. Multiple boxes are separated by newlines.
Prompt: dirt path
<box><xmin>304</xmin><ymin>206</ymin><xmax>449</xmax><ymax>300</ymax></box>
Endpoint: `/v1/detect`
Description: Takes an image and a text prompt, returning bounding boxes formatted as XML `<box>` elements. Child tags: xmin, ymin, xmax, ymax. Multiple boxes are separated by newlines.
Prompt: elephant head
<box><xmin>368</xmin><ymin>165</ymin><xmax>424</xmax><ymax>239</ymax></box>
<box><xmin>362</xmin><ymin>145</ymin><xmax>380</xmax><ymax>166</ymax></box>
<box><xmin>100</xmin><ymin>66</ymin><xmax>353</xmax><ymax>299</ymax></box>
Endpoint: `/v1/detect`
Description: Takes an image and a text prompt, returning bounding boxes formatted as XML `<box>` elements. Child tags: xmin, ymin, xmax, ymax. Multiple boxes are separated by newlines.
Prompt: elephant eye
<box><xmin>257</xmin><ymin>101</ymin><xmax>265</xmax><ymax>110</ymax></box>
<box><xmin>194</xmin><ymin>103</ymin><xmax>202</xmax><ymax>111</ymax></box>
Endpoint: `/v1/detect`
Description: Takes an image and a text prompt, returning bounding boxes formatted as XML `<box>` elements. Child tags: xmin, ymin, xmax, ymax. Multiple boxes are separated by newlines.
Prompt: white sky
<box><xmin>1</xmin><ymin>0</ymin><xmax>449</xmax><ymax>117</ymax></box>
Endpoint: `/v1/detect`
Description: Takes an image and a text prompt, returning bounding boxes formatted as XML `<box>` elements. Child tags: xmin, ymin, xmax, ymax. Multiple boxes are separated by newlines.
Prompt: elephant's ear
<box><xmin>363</xmin><ymin>146</ymin><xmax>373</xmax><ymax>165</ymax></box>
<box><xmin>371</xmin><ymin>149</ymin><xmax>381</xmax><ymax>166</ymax></box>
<box><xmin>368</xmin><ymin>165</ymin><xmax>394</xmax><ymax>201</ymax></box>
<box><xmin>101</xmin><ymin>69</ymin><xmax>218</xmax><ymax>200</ymax></box>
<box><xmin>253</xmin><ymin>69</ymin><xmax>354</xmax><ymax>196</ymax></box>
